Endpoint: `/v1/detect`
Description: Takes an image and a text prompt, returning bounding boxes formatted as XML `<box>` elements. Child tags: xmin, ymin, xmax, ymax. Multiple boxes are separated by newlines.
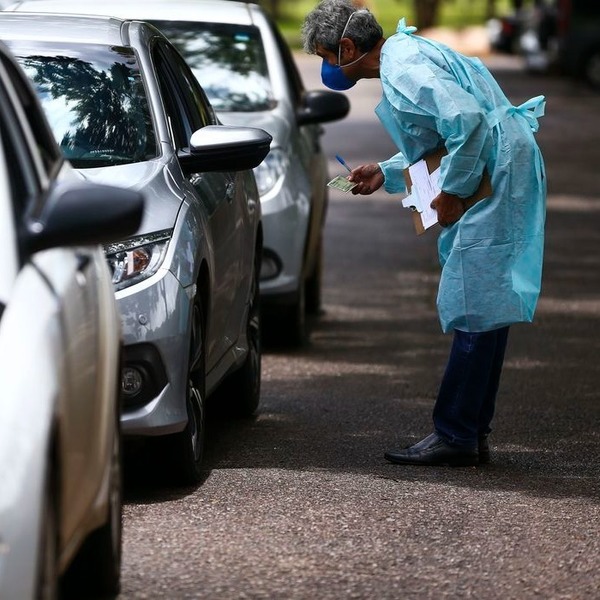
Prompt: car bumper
<box><xmin>116</xmin><ymin>268</ymin><xmax>191</xmax><ymax>437</ymax></box>
<box><xmin>259</xmin><ymin>181</ymin><xmax>309</xmax><ymax>300</ymax></box>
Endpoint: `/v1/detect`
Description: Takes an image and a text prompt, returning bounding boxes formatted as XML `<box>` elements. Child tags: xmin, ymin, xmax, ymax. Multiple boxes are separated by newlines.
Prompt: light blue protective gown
<box><xmin>376</xmin><ymin>19</ymin><xmax>546</xmax><ymax>333</ymax></box>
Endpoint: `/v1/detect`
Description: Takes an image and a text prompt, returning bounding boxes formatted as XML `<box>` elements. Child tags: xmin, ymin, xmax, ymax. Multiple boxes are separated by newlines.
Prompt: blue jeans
<box><xmin>433</xmin><ymin>327</ymin><xmax>510</xmax><ymax>448</ymax></box>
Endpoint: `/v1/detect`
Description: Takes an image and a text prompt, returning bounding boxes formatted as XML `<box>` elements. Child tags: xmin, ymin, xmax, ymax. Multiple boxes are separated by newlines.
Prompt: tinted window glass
<box><xmin>0</xmin><ymin>51</ymin><xmax>61</xmax><ymax>178</ymax></box>
<box><xmin>153</xmin><ymin>42</ymin><xmax>194</xmax><ymax>149</ymax></box>
<box><xmin>0</xmin><ymin>64</ymin><xmax>39</xmax><ymax>213</ymax></box>
<box><xmin>150</xmin><ymin>21</ymin><xmax>275</xmax><ymax>112</ymax></box>
<box><xmin>0</xmin><ymin>97</ymin><xmax>30</xmax><ymax>214</ymax></box>
<box><xmin>5</xmin><ymin>41</ymin><xmax>157</xmax><ymax>168</ymax></box>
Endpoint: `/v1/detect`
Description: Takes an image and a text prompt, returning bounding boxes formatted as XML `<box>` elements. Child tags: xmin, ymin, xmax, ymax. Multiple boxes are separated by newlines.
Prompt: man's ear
<box><xmin>339</xmin><ymin>37</ymin><xmax>358</xmax><ymax>62</ymax></box>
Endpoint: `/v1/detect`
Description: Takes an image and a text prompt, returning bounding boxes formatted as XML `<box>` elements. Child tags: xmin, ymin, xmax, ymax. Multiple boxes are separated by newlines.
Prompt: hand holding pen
<box><xmin>336</xmin><ymin>154</ymin><xmax>384</xmax><ymax>195</ymax></box>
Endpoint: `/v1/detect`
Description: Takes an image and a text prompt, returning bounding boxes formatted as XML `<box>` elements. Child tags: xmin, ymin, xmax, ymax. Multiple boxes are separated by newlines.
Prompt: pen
<box><xmin>335</xmin><ymin>154</ymin><xmax>353</xmax><ymax>173</ymax></box>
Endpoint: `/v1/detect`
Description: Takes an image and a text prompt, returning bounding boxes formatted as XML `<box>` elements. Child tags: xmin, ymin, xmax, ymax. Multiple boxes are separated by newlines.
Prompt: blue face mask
<box><xmin>320</xmin><ymin>10</ymin><xmax>369</xmax><ymax>91</ymax></box>
<box><xmin>321</xmin><ymin>60</ymin><xmax>357</xmax><ymax>91</ymax></box>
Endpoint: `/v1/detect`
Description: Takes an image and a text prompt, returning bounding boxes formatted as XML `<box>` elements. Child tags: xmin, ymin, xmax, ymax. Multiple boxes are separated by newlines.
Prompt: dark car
<box><xmin>556</xmin><ymin>0</ymin><xmax>600</xmax><ymax>88</ymax></box>
<box><xmin>488</xmin><ymin>11</ymin><xmax>528</xmax><ymax>55</ymax></box>
<box><xmin>519</xmin><ymin>0</ymin><xmax>559</xmax><ymax>72</ymax></box>
<box><xmin>519</xmin><ymin>0</ymin><xmax>600</xmax><ymax>88</ymax></box>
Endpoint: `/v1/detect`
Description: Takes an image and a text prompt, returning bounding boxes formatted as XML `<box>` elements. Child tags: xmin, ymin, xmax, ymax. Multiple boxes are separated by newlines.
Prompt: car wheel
<box><xmin>167</xmin><ymin>293</ymin><xmax>206</xmax><ymax>485</ymax></box>
<box><xmin>37</xmin><ymin>466</ymin><xmax>59</xmax><ymax>600</ymax></box>
<box><xmin>66</xmin><ymin>415</ymin><xmax>122</xmax><ymax>597</ymax></box>
<box><xmin>584</xmin><ymin>49</ymin><xmax>600</xmax><ymax>89</ymax></box>
<box><xmin>218</xmin><ymin>254</ymin><xmax>262</xmax><ymax>417</ymax></box>
<box><xmin>305</xmin><ymin>236</ymin><xmax>323</xmax><ymax>316</ymax></box>
<box><xmin>285</xmin><ymin>277</ymin><xmax>307</xmax><ymax>347</ymax></box>
<box><xmin>263</xmin><ymin>277</ymin><xmax>306</xmax><ymax>348</ymax></box>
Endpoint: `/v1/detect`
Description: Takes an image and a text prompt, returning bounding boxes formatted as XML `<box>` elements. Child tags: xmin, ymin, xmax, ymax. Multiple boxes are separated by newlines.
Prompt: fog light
<box><xmin>260</xmin><ymin>250</ymin><xmax>282</xmax><ymax>281</ymax></box>
<box><xmin>121</xmin><ymin>367</ymin><xmax>143</xmax><ymax>397</ymax></box>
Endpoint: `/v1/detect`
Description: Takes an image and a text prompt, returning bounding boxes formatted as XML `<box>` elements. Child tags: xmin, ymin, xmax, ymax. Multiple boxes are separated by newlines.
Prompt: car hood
<box><xmin>217</xmin><ymin>110</ymin><xmax>290</xmax><ymax>150</ymax></box>
<box><xmin>74</xmin><ymin>159</ymin><xmax>183</xmax><ymax>237</ymax></box>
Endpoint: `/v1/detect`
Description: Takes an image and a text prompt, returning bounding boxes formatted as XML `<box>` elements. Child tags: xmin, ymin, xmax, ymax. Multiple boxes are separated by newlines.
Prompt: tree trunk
<box><xmin>413</xmin><ymin>0</ymin><xmax>442</xmax><ymax>30</ymax></box>
<box><xmin>262</xmin><ymin>0</ymin><xmax>280</xmax><ymax>20</ymax></box>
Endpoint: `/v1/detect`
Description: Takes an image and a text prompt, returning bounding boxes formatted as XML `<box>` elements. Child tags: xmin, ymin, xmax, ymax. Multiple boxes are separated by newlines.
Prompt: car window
<box><xmin>0</xmin><ymin>110</ymin><xmax>28</xmax><ymax>216</ymax></box>
<box><xmin>152</xmin><ymin>40</ymin><xmax>214</xmax><ymax>150</ymax></box>
<box><xmin>4</xmin><ymin>40</ymin><xmax>158</xmax><ymax>168</ymax></box>
<box><xmin>149</xmin><ymin>20</ymin><xmax>275</xmax><ymax>112</ymax></box>
<box><xmin>0</xmin><ymin>60</ymin><xmax>40</xmax><ymax>219</ymax></box>
<box><xmin>0</xmin><ymin>49</ymin><xmax>61</xmax><ymax>180</ymax></box>
<box><xmin>0</xmin><ymin>58</ymin><xmax>38</xmax><ymax>307</ymax></box>
<box><xmin>266</xmin><ymin>16</ymin><xmax>305</xmax><ymax>106</ymax></box>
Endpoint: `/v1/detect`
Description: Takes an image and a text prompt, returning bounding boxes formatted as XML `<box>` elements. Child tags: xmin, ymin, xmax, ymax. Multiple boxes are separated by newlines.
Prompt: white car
<box><xmin>4</xmin><ymin>0</ymin><xmax>351</xmax><ymax>345</ymax></box>
<box><xmin>0</xmin><ymin>42</ymin><xmax>143</xmax><ymax>599</ymax></box>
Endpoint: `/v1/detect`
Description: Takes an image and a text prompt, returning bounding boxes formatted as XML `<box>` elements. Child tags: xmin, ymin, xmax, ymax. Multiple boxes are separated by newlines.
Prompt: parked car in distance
<box><xmin>517</xmin><ymin>0</ymin><xmax>600</xmax><ymax>89</ymax></box>
<box><xmin>0</xmin><ymin>12</ymin><xmax>272</xmax><ymax>485</ymax></box>
<box><xmin>555</xmin><ymin>0</ymin><xmax>600</xmax><ymax>89</ymax></box>
<box><xmin>519</xmin><ymin>0</ymin><xmax>559</xmax><ymax>72</ymax></box>
<box><xmin>487</xmin><ymin>10</ymin><xmax>527</xmax><ymax>55</ymax></box>
<box><xmin>0</xmin><ymin>41</ymin><xmax>144</xmax><ymax>599</ymax></box>
<box><xmin>5</xmin><ymin>0</ymin><xmax>352</xmax><ymax>345</ymax></box>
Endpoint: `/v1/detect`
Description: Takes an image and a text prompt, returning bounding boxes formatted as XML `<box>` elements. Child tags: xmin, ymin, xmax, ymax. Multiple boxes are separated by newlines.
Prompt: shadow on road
<box><xmin>121</xmin><ymin>61</ymin><xmax>600</xmax><ymax>509</ymax></box>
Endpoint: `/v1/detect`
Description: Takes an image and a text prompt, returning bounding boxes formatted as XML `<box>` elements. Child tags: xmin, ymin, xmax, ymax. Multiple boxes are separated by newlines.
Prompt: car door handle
<box><xmin>76</xmin><ymin>253</ymin><xmax>91</xmax><ymax>271</ymax></box>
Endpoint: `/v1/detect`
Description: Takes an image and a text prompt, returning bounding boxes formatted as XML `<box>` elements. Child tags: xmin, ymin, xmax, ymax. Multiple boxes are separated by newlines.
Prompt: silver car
<box><xmin>0</xmin><ymin>13</ymin><xmax>272</xmax><ymax>485</ymax></box>
<box><xmin>0</xmin><ymin>41</ymin><xmax>143</xmax><ymax>598</ymax></box>
<box><xmin>5</xmin><ymin>0</ymin><xmax>351</xmax><ymax>345</ymax></box>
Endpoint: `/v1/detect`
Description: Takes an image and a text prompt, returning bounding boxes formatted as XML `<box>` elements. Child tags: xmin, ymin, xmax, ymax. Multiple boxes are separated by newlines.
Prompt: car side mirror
<box><xmin>24</xmin><ymin>181</ymin><xmax>144</xmax><ymax>253</ymax></box>
<box><xmin>178</xmin><ymin>125</ymin><xmax>272</xmax><ymax>175</ymax></box>
<box><xmin>296</xmin><ymin>90</ymin><xmax>350</xmax><ymax>126</ymax></box>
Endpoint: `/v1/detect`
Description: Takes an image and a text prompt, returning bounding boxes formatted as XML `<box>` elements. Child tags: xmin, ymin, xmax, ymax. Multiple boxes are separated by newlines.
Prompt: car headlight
<box><xmin>104</xmin><ymin>229</ymin><xmax>172</xmax><ymax>291</ymax></box>
<box><xmin>253</xmin><ymin>147</ymin><xmax>288</xmax><ymax>196</ymax></box>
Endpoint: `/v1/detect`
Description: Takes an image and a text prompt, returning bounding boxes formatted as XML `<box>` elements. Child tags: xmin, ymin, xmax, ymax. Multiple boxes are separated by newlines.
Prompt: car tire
<box><xmin>167</xmin><ymin>293</ymin><xmax>206</xmax><ymax>485</ymax></box>
<box><xmin>65</xmin><ymin>414</ymin><xmax>122</xmax><ymax>597</ymax></box>
<box><xmin>287</xmin><ymin>278</ymin><xmax>307</xmax><ymax>346</ymax></box>
<box><xmin>217</xmin><ymin>254</ymin><xmax>262</xmax><ymax>417</ymax></box>
<box><xmin>305</xmin><ymin>236</ymin><xmax>323</xmax><ymax>316</ymax></box>
<box><xmin>265</xmin><ymin>278</ymin><xmax>306</xmax><ymax>348</ymax></box>
<box><xmin>37</xmin><ymin>464</ymin><xmax>59</xmax><ymax>600</ymax></box>
<box><xmin>584</xmin><ymin>48</ymin><xmax>600</xmax><ymax>90</ymax></box>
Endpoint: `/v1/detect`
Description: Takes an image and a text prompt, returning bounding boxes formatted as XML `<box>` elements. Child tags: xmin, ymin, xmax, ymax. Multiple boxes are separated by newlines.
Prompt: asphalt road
<box><xmin>118</xmin><ymin>53</ymin><xmax>600</xmax><ymax>599</ymax></box>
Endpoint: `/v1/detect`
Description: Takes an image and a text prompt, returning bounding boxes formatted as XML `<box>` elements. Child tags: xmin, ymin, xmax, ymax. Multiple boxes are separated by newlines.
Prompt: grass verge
<box><xmin>270</xmin><ymin>0</ymin><xmax>513</xmax><ymax>48</ymax></box>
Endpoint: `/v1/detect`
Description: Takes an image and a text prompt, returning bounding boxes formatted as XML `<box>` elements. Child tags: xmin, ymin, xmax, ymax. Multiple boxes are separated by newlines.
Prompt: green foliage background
<box><xmin>269</xmin><ymin>0</ymin><xmax>514</xmax><ymax>47</ymax></box>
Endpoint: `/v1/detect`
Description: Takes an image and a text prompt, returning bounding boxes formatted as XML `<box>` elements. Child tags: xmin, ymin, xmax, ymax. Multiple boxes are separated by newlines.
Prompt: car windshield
<box><xmin>149</xmin><ymin>21</ymin><xmax>275</xmax><ymax>112</ymax></box>
<box><xmin>5</xmin><ymin>41</ymin><xmax>157</xmax><ymax>168</ymax></box>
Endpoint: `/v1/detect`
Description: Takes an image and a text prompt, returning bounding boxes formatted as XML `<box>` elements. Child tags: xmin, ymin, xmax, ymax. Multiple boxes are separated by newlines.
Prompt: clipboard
<box><xmin>403</xmin><ymin>148</ymin><xmax>493</xmax><ymax>235</ymax></box>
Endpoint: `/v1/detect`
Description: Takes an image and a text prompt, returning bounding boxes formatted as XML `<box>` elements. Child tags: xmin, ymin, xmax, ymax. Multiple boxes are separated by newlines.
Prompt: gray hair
<box><xmin>302</xmin><ymin>0</ymin><xmax>383</xmax><ymax>55</ymax></box>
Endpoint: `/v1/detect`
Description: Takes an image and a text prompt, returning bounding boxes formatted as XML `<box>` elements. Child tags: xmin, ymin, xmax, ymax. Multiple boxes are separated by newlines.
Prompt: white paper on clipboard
<box><xmin>401</xmin><ymin>159</ymin><xmax>441</xmax><ymax>231</ymax></box>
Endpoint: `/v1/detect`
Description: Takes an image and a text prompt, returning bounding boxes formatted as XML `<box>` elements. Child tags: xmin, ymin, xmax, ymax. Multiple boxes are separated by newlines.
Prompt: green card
<box><xmin>327</xmin><ymin>175</ymin><xmax>357</xmax><ymax>192</ymax></box>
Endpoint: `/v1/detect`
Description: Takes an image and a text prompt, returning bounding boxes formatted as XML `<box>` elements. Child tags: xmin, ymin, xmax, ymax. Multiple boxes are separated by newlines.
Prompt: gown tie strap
<box><xmin>396</xmin><ymin>17</ymin><xmax>417</xmax><ymax>35</ymax></box>
<box><xmin>487</xmin><ymin>95</ymin><xmax>546</xmax><ymax>132</ymax></box>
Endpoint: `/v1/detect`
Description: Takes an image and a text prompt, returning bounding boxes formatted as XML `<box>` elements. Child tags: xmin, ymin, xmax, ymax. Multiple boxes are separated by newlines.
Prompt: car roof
<box><xmin>4</xmin><ymin>0</ymin><xmax>259</xmax><ymax>26</ymax></box>
<box><xmin>0</xmin><ymin>12</ymin><xmax>128</xmax><ymax>45</ymax></box>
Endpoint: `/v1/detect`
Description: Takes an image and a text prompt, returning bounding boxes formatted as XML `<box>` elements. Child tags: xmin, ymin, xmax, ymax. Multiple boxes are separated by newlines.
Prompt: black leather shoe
<box><xmin>478</xmin><ymin>435</ymin><xmax>490</xmax><ymax>464</ymax></box>
<box><xmin>384</xmin><ymin>433</ymin><xmax>478</xmax><ymax>467</ymax></box>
